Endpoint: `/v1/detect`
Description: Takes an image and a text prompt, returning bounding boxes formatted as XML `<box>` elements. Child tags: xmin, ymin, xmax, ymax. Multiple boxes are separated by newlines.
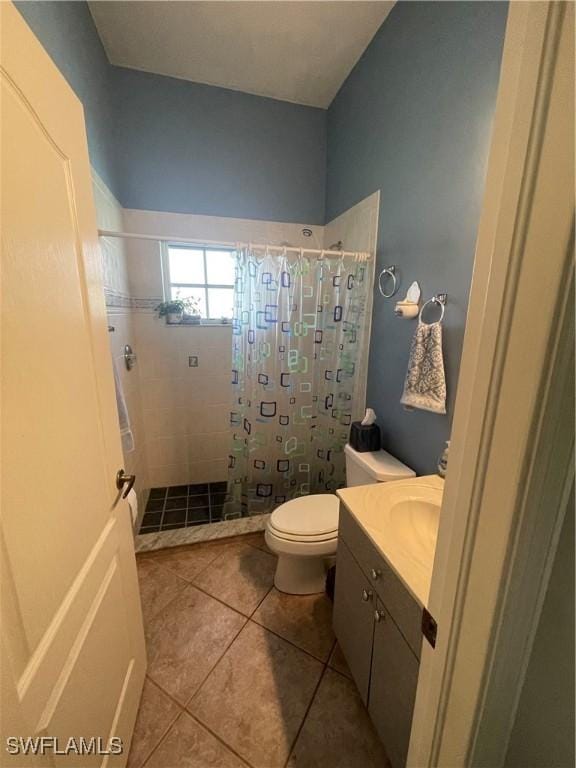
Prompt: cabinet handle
<box><xmin>362</xmin><ymin>589</ymin><xmax>373</xmax><ymax>602</ymax></box>
<box><xmin>374</xmin><ymin>609</ymin><xmax>385</xmax><ymax>623</ymax></box>
<box><xmin>371</xmin><ymin>568</ymin><xmax>381</xmax><ymax>581</ymax></box>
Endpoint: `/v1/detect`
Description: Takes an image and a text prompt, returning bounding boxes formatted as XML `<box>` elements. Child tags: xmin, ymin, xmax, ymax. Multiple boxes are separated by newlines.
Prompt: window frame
<box><xmin>161</xmin><ymin>242</ymin><xmax>236</xmax><ymax>323</ymax></box>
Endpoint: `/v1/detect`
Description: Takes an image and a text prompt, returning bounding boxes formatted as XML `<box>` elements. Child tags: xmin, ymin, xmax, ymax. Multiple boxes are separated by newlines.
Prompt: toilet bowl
<box><xmin>265</xmin><ymin>494</ymin><xmax>339</xmax><ymax>594</ymax></box>
<box><xmin>266</xmin><ymin>444</ymin><xmax>415</xmax><ymax>594</ymax></box>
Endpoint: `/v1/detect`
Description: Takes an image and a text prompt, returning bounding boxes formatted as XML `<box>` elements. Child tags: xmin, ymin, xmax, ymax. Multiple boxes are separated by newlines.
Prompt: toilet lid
<box><xmin>269</xmin><ymin>494</ymin><xmax>339</xmax><ymax>537</ymax></box>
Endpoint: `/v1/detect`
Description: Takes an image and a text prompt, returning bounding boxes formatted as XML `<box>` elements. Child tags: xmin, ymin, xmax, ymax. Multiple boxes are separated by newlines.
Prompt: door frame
<box><xmin>407</xmin><ymin>2</ymin><xmax>574</xmax><ymax>765</ymax></box>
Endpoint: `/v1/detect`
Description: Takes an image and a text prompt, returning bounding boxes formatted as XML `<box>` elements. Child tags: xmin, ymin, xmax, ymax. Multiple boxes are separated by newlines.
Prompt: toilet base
<box><xmin>274</xmin><ymin>553</ymin><xmax>327</xmax><ymax>595</ymax></box>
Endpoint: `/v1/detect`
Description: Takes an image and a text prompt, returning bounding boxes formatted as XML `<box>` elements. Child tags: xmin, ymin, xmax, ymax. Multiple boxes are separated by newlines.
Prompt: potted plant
<box><xmin>155</xmin><ymin>298</ymin><xmax>188</xmax><ymax>324</ymax></box>
<box><xmin>182</xmin><ymin>296</ymin><xmax>202</xmax><ymax>325</ymax></box>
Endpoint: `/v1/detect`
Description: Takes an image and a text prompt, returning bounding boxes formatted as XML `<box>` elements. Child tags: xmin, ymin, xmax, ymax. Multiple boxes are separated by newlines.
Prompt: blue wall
<box><xmin>15</xmin><ymin>1</ymin><xmax>119</xmax><ymax>196</ymax></box>
<box><xmin>17</xmin><ymin>0</ymin><xmax>509</xmax><ymax>472</ymax></box>
<box><xmin>327</xmin><ymin>1</ymin><xmax>508</xmax><ymax>474</ymax></box>
<box><xmin>112</xmin><ymin>68</ymin><xmax>326</xmax><ymax>223</ymax></box>
<box><xmin>14</xmin><ymin>1</ymin><xmax>326</xmax><ymax>224</ymax></box>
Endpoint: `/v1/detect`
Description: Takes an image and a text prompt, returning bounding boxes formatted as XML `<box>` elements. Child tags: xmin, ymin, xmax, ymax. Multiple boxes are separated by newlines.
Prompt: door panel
<box><xmin>333</xmin><ymin>538</ymin><xmax>375</xmax><ymax>703</ymax></box>
<box><xmin>1</xmin><ymin>3</ymin><xmax>145</xmax><ymax>764</ymax></box>
<box><xmin>2</xmin><ymin>71</ymin><xmax>113</xmax><ymax>653</ymax></box>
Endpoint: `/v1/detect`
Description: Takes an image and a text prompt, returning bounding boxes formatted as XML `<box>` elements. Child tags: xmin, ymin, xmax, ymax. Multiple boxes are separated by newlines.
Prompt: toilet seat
<box><xmin>269</xmin><ymin>494</ymin><xmax>339</xmax><ymax>540</ymax></box>
<box><xmin>267</xmin><ymin>527</ymin><xmax>338</xmax><ymax>543</ymax></box>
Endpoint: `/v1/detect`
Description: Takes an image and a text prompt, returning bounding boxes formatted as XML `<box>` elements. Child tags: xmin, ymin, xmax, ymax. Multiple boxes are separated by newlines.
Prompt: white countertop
<box><xmin>337</xmin><ymin>475</ymin><xmax>444</xmax><ymax>607</ymax></box>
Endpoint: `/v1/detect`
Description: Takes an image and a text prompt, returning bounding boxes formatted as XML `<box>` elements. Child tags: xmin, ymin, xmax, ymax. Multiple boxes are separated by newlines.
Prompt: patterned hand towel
<box><xmin>401</xmin><ymin>320</ymin><xmax>446</xmax><ymax>414</ymax></box>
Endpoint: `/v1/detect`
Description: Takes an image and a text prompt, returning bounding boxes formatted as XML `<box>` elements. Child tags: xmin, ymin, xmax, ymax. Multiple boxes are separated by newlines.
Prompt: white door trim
<box><xmin>407</xmin><ymin>2</ymin><xmax>574</xmax><ymax>765</ymax></box>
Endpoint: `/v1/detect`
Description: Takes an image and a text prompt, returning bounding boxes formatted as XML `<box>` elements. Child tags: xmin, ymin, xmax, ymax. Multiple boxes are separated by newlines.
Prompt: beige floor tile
<box><xmin>136</xmin><ymin>557</ymin><xmax>187</xmax><ymax>626</ymax></box>
<box><xmin>287</xmin><ymin>668</ymin><xmax>390</xmax><ymax>768</ymax></box>
<box><xmin>193</xmin><ymin>543</ymin><xmax>277</xmax><ymax>616</ymax></box>
<box><xmin>146</xmin><ymin>585</ymin><xmax>246</xmax><ymax>705</ymax></box>
<box><xmin>149</xmin><ymin>540</ymin><xmax>236</xmax><ymax>582</ymax></box>
<box><xmin>189</xmin><ymin>621</ymin><xmax>323</xmax><ymax>768</ymax></box>
<box><xmin>127</xmin><ymin>678</ymin><xmax>181</xmax><ymax>768</ymax></box>
<box><xmin>146</xmin><ymin>712</ymin><xmax>246</xmax><ymax>768</ymax></box>
<box><xmin>327</xmin><ymin>642</ymin><xmax>352</xmax><ymax>679</ymax></box>
<box><xmin>253</xmin><ymin>588</ymin><xmax>335</xmax><ymax>661</ymax></box>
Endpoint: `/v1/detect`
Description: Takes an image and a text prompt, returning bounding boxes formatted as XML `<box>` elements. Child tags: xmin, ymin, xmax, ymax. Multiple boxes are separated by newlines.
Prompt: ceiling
<box><xmin>89</xmin><ymin>1</ymin><xmax>394</xmax><ymax>108</ymax></box>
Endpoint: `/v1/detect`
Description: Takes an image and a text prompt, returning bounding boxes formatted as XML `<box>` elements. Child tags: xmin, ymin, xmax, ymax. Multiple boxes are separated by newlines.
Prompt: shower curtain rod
<box><xmin>97</xmin><ymin>229</ymin><xmax>371</xmax><ymax>259</ymax></box>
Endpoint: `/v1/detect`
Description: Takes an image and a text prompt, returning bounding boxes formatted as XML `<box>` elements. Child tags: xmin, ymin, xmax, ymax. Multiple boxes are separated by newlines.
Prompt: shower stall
<box><xmin>96</xmin><ymin>192</ymin><xmax>379</xmax><ymax>543</ymax></box>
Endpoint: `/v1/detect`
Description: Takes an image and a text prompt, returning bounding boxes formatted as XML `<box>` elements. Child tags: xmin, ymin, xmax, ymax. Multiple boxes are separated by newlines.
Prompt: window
<box><xmin>163</xmin><ymin>245</ymin><xmax>236</xmax><ymax>321</ymax></box>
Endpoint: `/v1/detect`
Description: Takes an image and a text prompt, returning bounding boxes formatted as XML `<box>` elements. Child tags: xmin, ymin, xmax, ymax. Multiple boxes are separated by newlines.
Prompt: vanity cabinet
<box><xmin>333</xmin><ymin>503</ymin><xmax>424</xmax><ymax>768</ymax></box>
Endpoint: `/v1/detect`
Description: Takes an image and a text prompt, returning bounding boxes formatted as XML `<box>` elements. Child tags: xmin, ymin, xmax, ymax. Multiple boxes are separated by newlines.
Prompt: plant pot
<box><xmin>166</xmin><ymin>312</ymin><xmax>183</xmax><ymax>324</ymax></box>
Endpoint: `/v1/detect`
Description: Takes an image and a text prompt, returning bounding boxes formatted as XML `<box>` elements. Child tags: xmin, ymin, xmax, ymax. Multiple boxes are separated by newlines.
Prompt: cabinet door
<box><xmin>369</xmin><ymin>602</ymin><xmax>420</xmax><ymax>768</ymax></box>
<box><xmin>333</xmin><ymin>539</ymin><xmax>375</xmax><ymax>703</ymax></box>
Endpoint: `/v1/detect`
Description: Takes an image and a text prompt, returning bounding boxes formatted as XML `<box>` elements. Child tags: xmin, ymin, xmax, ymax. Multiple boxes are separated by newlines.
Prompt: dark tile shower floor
<box><xmin>139</xmin><ymin>483</ymin><xmax>228</xmax><ymax>533</ymax></box>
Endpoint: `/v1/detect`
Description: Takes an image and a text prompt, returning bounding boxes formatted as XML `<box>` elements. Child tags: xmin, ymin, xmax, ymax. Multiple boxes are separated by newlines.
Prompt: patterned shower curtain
<box><xmin>224</xmin><ymin>246</ymin><xmax>373</xmax><ymax>519</ymax></box>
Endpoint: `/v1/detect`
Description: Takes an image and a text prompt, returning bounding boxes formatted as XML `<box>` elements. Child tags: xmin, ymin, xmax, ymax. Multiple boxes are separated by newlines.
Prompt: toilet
<box><xmin>265</xmin><ymin>444</ymin><xmax>416</xmax><ymax>594</ymax></box>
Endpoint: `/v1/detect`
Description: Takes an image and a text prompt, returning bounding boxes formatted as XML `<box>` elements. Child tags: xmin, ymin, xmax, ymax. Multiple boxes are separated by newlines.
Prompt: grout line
<box><xmin>185</xmin><ymin>711</ymin><xmax>254</xmax><ymax>768</ymax></box>
<box><xmin>283</xmin><ymin>662</ymin><xmax>329</xmax><ymax>768</ymax></box>
<box><xmin>188</xmin><ymin>577</ymin><xmax>254</xmax><ymax>619</ymax></box>
<box><xmin>133</xmin><ymin>677</ymin><xmax>183</xmax><ymax>768</ymax></box>
<box><xmin>146</xmin><ymin>613</ymin><xmax>249</xmax><ymax>719</ymax></box>
<box><xmin>141</xmin><ymin>577</ymin><xmax>190</xmax><ymax>624</ymax></box>
<box><xmin>139</xmin><ymin>535</ymin><xmax>276</xmax><ymax>619</ymax></box>
<box><xmin>326</xmin><ymin>663</ymin><xmax>354</xmax><ymax>682</ymax></box>
<box><xmin>248</xmin><ymin>615</ymin><xmax>334</xmax><ymax>665</ymax></box>
<box><xmin>248</xmin><ymin>583</ymin><xmax>274</xmax><ymax>619</ymax></box>
<box><xmin>142</xmin><ymin>618</ymin><xmax>337</xmax><ymax>768</ymax></box>
<box><xmin>171</xmin><ymin>568</ymin><xmax>332</xmax><ymax>669</ymax></box>
<box><xmin>183</xmin><ymin>615</ymin><xmax>249</xmax><ymax>711</ymax></box>
<box><xmin>139</xmin><ymin>710</ymin><xmax>188</xmax><ymax>768</ymax></box>
<box><xmin>158</xmin><ymin>551</ymin><xmax>227</xmax><ymax>586</ymax></box>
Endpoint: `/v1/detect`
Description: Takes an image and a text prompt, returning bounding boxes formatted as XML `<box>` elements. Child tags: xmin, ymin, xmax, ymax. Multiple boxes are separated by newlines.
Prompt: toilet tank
<box><xmin>344</xmin><ymin>444</ymin><xmax>415</xmax><ymax>486</ymax></box>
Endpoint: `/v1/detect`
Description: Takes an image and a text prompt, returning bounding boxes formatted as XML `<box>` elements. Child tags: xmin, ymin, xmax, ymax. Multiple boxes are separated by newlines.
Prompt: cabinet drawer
<box><xmin>333</xmin><ymin>539</ymin><xmax>375</xmax><ymax>704</ymax></box>
<box><xmin>339</xmin><ymin>502</ymin><xmax>422</xmax><ymax>659</ymax></box>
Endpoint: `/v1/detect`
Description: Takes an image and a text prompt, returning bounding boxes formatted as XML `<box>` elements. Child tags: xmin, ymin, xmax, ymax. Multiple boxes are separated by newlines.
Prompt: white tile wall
<box><xmin>92</xmin><ymin>171</ymin><xmax>149</xmax><ymax>525</ymax></box>
<box><xmin>135</xmin><ymin>319</ymin><xmax>233</xmax><ymax>487</ymax></box>
<box><xmin>323</xmin><ymin>190</ymin><xmax>380</xmax><ymax>255</ymax></box>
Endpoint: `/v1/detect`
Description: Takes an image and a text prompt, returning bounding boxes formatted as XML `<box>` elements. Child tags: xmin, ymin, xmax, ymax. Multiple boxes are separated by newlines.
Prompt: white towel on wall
<box><xmin>113</xmin><ymin>358</ymin><xmax>134</xmax><ymax>452</ymax></box>
<box><xmin>401</xmin><ymin>320</ymin><xmax>447</xmax><ymax>414</ymax></box>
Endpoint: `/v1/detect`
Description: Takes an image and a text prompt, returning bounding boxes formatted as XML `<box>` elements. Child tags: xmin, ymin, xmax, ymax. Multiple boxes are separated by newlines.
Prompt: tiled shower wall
<box><xmin>137</xmin><ymin>318</ymin><xmax>233</xmax><ymax>487</ymax></box>
<box><xmin>92</xmin><ymin>172</ymin><xmax>149</xmax><ymax>524</ymax></box>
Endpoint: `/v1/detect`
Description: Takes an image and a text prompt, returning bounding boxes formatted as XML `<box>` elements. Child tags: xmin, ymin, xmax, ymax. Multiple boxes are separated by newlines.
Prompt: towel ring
<box><xmin>419</xmin><ymin>294</ymin><xmax>447</xmax><ymax>324</ymax></box>
<box><xmin>378</xmin><ymin>266</ymin><xmax>398</xmax><ymax>298</ymax></box>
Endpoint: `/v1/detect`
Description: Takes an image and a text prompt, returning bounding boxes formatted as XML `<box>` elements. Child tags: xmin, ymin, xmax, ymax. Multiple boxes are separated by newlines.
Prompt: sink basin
<box><xmin>338</xmin><ymin>476</ymin><xmax>444</xmax><ymax>605</ymax></box>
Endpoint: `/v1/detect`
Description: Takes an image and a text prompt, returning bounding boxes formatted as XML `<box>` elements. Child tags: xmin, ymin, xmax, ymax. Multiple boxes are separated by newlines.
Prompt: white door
<box><xmin>1</xmin><ymin>3</ymin><xmax>146</xmax><ymax>765</ymax></box>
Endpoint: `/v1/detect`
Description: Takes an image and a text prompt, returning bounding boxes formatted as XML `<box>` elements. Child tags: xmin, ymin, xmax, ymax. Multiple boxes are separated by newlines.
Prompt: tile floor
<box><xmin>129</xmin><ymin>532</ymin><xmax>390</xmax><ymax>768</ymax></box>
<box><xmin>140</xmin><ymin>483</ymin><xmax>229</xmax><ymax>533</ymax></box>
